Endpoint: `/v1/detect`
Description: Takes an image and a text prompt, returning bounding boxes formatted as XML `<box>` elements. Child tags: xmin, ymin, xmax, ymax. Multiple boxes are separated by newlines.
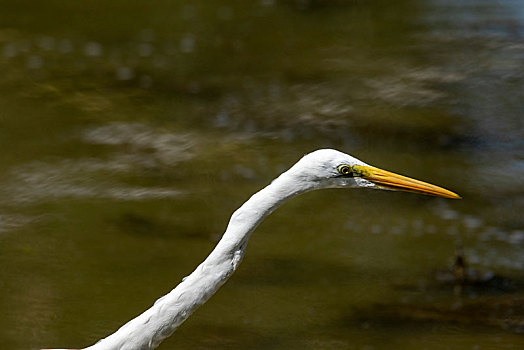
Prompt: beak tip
<box><xmin>431</xmin><ymin>189</ymin><xmax>461</xmax><ymax>199</ymax></box>
<box><xmin>443</xmin><ymin>190</ymin><xmax>461</xmax><ymax>199</ymax></box>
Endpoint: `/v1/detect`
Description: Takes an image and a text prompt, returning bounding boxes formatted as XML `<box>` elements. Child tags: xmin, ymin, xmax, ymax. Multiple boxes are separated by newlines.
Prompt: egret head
<box><xmin>289</xmin><ymin>149</ymin><xmax>460</xmax><ymax>199</ymax></box>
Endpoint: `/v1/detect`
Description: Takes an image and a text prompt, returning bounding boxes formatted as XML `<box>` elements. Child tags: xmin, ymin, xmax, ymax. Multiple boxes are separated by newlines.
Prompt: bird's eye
<box><xmin>337</xmin><ymin>165</ymin><xmax>352</xmax><ymax>176</ymax></box>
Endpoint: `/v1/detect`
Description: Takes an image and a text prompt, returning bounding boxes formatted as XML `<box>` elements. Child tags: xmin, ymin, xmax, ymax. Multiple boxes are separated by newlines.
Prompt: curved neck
<box><xmin>207</xmin><ymin>170</ymin><xmax>310</xmax><ymax>264</ymax></box>
<box><xmin>84</xmin><ymin>170</ymin><xmax>310</xmax><ymax>350</ymax></box>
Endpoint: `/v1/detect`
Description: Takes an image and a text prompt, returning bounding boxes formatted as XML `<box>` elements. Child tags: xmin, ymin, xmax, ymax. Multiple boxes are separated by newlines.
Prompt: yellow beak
<box><xmin>352</xmin><ymin>165</ymin><xmax>461</xmax><ymax>199</ymax></box>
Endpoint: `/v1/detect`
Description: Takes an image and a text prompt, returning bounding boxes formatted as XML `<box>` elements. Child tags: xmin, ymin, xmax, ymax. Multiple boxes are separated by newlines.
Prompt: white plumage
<box><xmin>48</xmin><ymin>149</ymin><xmax>459</xmax><ymax>350</ymax></box>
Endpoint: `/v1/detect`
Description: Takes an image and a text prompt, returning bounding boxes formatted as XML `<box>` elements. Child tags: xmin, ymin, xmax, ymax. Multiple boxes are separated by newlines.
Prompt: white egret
<box><xmin>49</xmin><ymin>149</ymin><xmax>460</xmax><ymax>350</ymax></box>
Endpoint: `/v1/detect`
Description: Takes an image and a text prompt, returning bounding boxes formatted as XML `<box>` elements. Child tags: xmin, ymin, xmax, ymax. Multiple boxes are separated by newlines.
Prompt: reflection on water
<box><xmin>1</xmin><ymin>123</ymin><xmax>193</xmax><ymax>205</ymax></box>
<box><xmin>83</xmin><ymin>123</ymin><xmax>196</xmax><ymax>166</ymax></box>
<box><xmin>0</xmin><ymin>0</ymin><xmax>523</xmax><ymax>349</ymax></box>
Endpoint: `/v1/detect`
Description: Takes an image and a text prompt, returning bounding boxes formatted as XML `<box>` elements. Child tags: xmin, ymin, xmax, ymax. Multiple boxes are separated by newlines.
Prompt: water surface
<box><xmin>0</xmin><ymin>1</ymin><xmax>523</xmax><ymax>349</ymax></box>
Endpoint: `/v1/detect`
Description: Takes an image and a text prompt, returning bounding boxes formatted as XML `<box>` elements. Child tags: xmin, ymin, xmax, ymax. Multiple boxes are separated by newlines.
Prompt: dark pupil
<box><xmin>341</xmin><ymin>166</ymin><xmax>349</xmax><ymax>174</ymax></box>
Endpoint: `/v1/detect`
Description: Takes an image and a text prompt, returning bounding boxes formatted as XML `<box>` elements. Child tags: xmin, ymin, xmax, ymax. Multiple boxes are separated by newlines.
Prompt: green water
<box><xmin>0</xmin><ymin>1</ymin><xmax>523</xmax><ymax>349</ymax></box>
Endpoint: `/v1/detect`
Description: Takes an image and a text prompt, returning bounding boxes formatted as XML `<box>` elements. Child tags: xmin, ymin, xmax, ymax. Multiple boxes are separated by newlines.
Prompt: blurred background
<box><xmin>0</xmin><ymin>1</ymin><xmax>523</xmax><ymax>349</ymax></box>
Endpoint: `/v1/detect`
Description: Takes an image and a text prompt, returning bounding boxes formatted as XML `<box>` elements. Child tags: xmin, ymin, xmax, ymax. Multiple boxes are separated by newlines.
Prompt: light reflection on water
<box><xmin>0</xmin><ymin>123</ymin><xmax>193</xmax><ymax>205</ymax></box>
<box><xmin>0</xmin><ymin>0</ymin><xmax>522</xmax><ymax>349</ymax></box>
